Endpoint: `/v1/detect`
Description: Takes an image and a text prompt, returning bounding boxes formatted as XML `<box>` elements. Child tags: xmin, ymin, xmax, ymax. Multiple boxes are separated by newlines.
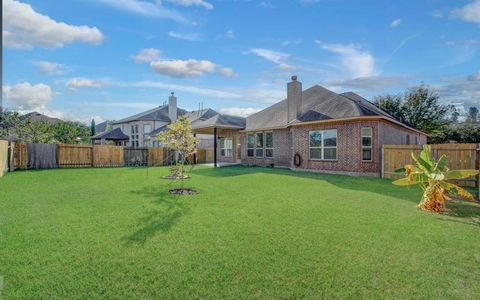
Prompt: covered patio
<box><xmin>191</xmin><ymin>114</ymin><xmax>246</xmax><ymax>167</ymax></box>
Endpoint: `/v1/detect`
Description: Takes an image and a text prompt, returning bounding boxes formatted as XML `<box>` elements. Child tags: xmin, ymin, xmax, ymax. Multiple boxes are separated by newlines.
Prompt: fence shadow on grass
<box><xmin>124</xmin><ymin>184</ymin><xmax>191</xmax><ymax>245</ymax></box>
<box><xmin>191</xmin><ymin>165</ymin><xmax>423</xmax><ymax>202</ymax></box>
<box><xmin>192</xmin><ymin>166</ymin><xmax>480</xmax><ymax>220</ymax></box>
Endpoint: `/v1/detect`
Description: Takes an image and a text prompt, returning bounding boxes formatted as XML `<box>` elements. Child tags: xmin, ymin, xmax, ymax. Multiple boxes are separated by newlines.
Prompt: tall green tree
<box><xmin>90</xmin><ymin>119</ymin><xmax>96</xmax><ymax>136</ymax></box>
<box><xmin>374</xmin><ymin>85</ymin><xmax>453</xmax><ymax>140</ymax></box>
<box><xmin>466</xmin><ymin>106</ymin><xmax>478</xmax><ymax>124</ymax></box>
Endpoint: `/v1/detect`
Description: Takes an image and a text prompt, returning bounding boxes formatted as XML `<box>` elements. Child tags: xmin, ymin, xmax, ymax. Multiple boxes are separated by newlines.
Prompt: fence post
<box><xmin>90</xmin><ymin>145</ymin><xmax>94</xmax><ymax>167</ymax></box>
<box><xmin>381</xmin><ymin>146</ymin><xmax>384</xmax><ymax>178</ymax></box>
<box><xmin>477</xmin><ymin>143</ymin><xmax>480</xmax><ymax>200</ymax></box>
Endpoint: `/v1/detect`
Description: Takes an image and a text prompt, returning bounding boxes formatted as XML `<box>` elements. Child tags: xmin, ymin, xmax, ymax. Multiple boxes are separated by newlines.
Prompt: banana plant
<box><xmin>392</xmin><ymin>145</ymin><xmax>479</xmax><ymax>212</ymax></box>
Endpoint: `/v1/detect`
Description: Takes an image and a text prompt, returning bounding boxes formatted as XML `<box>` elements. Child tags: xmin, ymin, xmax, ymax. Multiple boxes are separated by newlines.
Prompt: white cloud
<box><xmin>167</xmin><ymin>31</ymin><xmax>202</xmax><ymax>41</ymax></box>
<box><xmin>150</xmin><ymin>59</ymin><xmax>235</xmax><ymax>78</ymax></box>
<box><xmin>3</xmin><ymin>82</ymin><xmax>53</xmax><ymax>110</ymax></box>
<box><xmin>217</xmin><ymin>67</ymin><xmax>238</xmax><ymax>78</ymax></box>
<box><xmin>315</xmin><ymin>40</ymin><xmax>376</xmax><ymax>78</ymax></box>
<box><xmin>327</xmin><ymin>76</ymin><xmax>410</xmax><ymax>91</ymax></box>
<box><xmin>131</xmin><ymin>48</ymin><xmax>162</xmax><ymax>63</ymax></box>
<box><xmin>249</xmin><ymin>48</ymin><xmax>289</xmax><ymax>64</ymax></box>
<box><xmin>66</xmin><ymin>78</ymin><xmax>102</xmax><ymax>88</ymax></box>
<box><xmin>150</xmin><ymin>59</ymin><xmax>216</xmax><ymax>77</ymax></box>
<box><xmin>162</xmin><ymin>0</ymin><xmax>213</xmax><ymax>10</ymax></box>
<box><xmin>3</xmin><ymin>0</ymin><xmax>104</xmax><ymax>50</ymax></box>
<box><xmin>390</xmin><ymin>18</ymin><xmax>401</xmax><ymax>28</ymax></box>
<box><xmin>113</xmin><ymin>80</ymin><xmax>242</xmax><ymax>99</ymax></box>
<box><xmin>219</xmin><ymin>107</ymin><xmax>262</xmax><ymax>117</ymax></box>
<box><xmin>33</xmin><ymin>61</ymin><xmax>68</xmax><ymax>75</ymax></box>
<box><xmin>226</xmin><ymin>29</ymin><xmax>235</xmax><ymax>39</ymax></box>
<box><xmin>247</xmin><ymin>48</ymin><xmax>298</xmax><ymax>71</ymax></box>
<box><xmin>99</xmin><ymin>0</ymin><xmax>185</xmax><ymax>22</ymax></box>
<box><xmin>451</xmin><ymin>0</ymin><xmax>480</xmax><ymax>24</ymax></box>
<box><xmin>282</xmin><ymin>39</ymin><xmax>302</xmax><ymax>46</ymax></box>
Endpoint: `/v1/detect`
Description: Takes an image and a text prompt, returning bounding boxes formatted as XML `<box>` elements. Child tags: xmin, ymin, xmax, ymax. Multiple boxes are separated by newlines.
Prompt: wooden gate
<box><xmin>124</xmin><ymin>147</ymin><xmax>148</xmax><ymax>166</ymax></box>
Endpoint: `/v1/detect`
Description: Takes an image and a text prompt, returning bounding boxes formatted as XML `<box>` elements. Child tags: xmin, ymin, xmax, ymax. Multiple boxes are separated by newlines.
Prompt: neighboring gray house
<box><xmin>97</xmin><ymin>93</ymin><xmax>232</xmax><ymax>148</ymax></box>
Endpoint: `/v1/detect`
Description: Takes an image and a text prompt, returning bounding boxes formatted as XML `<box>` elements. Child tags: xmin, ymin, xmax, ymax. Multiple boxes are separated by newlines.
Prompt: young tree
<box><xmin>156</xmin><ymin>116</ymin><xmax>198</xmax><ymax>179</ymax></box>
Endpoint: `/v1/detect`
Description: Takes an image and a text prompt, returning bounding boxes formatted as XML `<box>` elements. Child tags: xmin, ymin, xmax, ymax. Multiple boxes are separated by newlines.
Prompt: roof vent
<box><xmin>291</xmin><ymin>75</ymin><xmax>297</xmax><ymax>81</ymax></box>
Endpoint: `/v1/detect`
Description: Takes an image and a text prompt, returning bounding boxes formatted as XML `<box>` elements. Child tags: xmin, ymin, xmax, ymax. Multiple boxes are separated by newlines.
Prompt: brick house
<box><xmin>192</xmin><ymin>76</ymin><xmax>427</xmax><ymax>176</ymax></box>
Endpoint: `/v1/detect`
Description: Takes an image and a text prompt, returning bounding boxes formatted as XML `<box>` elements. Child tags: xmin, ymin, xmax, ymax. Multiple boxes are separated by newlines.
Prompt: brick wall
<box><xmin>291</xmin><ymin>120</ymin><xmax>381</xmax><ymax>175</ymax></box>
<box><xmin>217</xmin><ymin>129</ymin><xmax>239</xmax><ymax>163</ymax></box>
<box><xmin>237</xmin><ymin>119</ymin><xmax>427</xmax><ymax>176</ymax></box>
<box><xmin>240</xmin><ymin>129</ymin><xmax>291</xmax><ymax>167</ymax></box>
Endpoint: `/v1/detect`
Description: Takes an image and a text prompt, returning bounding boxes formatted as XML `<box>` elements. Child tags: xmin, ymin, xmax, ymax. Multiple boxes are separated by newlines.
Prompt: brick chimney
<box><xmin>168</xmin><ymin>92</ymin><xmax>177</xmax><ymax>121</ymax></box>
<box><xmin>287</xmin><ymin>75</ymin><xmax>302</xmax><ymax>122</ymax></box>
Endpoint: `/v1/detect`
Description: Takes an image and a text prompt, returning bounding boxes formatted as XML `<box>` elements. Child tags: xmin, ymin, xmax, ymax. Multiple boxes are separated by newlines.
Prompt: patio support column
<box><xmin>213</xmin><ymin>127</ymin><xmax>218</xmax><ymax>167</ymax></box>
<box><xmin>193</xmin><ymin>133</ymin><xmax>197</xmax><ymax>164</ymax></box>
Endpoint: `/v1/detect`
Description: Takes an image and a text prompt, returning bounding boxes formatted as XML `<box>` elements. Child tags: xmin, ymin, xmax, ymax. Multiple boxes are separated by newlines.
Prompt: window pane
<box><xmin>309</xmin><ymin>131</ymin><xmax>322</xmax><ymax>147</ymax></box>
<box><xmin>361</xmin><ymin>127</ymin><xmax>372</xmax><ymax>137</ymax></box>
<box><xmin>221</xmin><ymin>149</ymin><xmax>225</xmax><ymax>156</ymax></box>
<box><xmin>265</xmin><ymin>132</ymin><xmax>273</xmax><ymax>148</ymax></box>
<box><xmin>362</xmin><ymin>137</ymin><xmax>371</xmax><ymax>147</ymax></box>
<box><xmin>226</xmin><ymin>139</ymin><xmax>232</xmax><ymax>149</ymax></box>
<box><xmin>256</xmin><ymin>133</ymin><xmax>264</xmax><ymax>148</ymax></box>
<box><xmin>362</xmin><ymin>149</ymin><xmax>372</xmax><ymax>161</ymax></box>
<box><xmin>247</xmin><ymin>134</ymin><xmax>254</xmax><ymax>148</ymax></box>
<box><xmin>220</xmin><ymin>139</ymin><xmax>225</xmax><ymax>148</ymax></box>
<box><xmin>247</xmin><ymin>149</ymin><xmax>254</xmax><ymax>157</ymax></box>
<box><xmin>324</xmin><ymin>148</ymin><xmax>337</xmax><ymax>160</ymax></box>
<box><xmin>323</xmin><ymin>130</ymin><xmax>337</xmax><ymax>147</ymax></box>
<box><xmin>256</xmin><ymin>149</ymin><xmax>264</xmax><ymax>157</ymax></box>
<box><xmin>266</xmin><ymin>149</ymin><xmax>273</xmax><ymax>158</ymax></box>
<box><xmin>310</xmin><ymin>148</ymin><xmax>322</xmax><ymax>159</ymax></box>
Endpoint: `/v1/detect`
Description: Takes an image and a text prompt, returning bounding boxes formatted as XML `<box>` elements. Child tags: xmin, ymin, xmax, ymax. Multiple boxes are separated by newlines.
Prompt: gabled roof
<box><xmin>191</xmin><ymin>113</ymin><xmax>246</xmax><ymax>129</ymax></box>
<box><xmin>91</xmin><ymin>128</ymin><xmax>129</xmax><ymax>140</ymax></box>
<box><xmin>111</xmin><ymin>105</ymin><xmax>188</xmax><ymax>124</ymax></box>
<box><xmin>95</xmin><ymin>120</ymin><xmax>114</xmax><ymax>133</ymax></box>
<box><xmin>245</xmin><ymin>85</ymin><xmax>418</xmax><ymax>132</ymax></box>
<box><xmin>184</xmin><ymin>108</ymin><xmax>218</xmax><ymax>123</ymax></box>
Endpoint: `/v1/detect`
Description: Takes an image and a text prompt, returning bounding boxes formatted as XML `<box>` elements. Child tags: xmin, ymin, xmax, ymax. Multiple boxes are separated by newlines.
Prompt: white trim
<box><xmin>265</xmin><ymin>131</ymin><xmax>273</xmax><ymax>159</ymax></box>
<box><xmin>255</xmin><ymin>132</ymin><xmax>264</xmax><ymax>158</ymax></box>
<box><xmin>361</xmin><ymin>127</ymin><xmax>373</xmax><ymax>162</ymax></box>
<box><xmin>308</xmin><ymin>129</ymin><xmax>337</xmax><ymax>161</ymax></box>
<box><xmin>247</xmin><ymin>133</ymin><xmax>255</xmax><ymax>157</ymax></box>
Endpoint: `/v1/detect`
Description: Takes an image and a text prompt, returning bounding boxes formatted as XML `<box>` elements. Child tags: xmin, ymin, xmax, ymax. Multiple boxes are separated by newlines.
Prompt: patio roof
<box><xmin>91</xmin><ymin>128</ymin><xmax>129</xmax><ymax>140</ymax></box>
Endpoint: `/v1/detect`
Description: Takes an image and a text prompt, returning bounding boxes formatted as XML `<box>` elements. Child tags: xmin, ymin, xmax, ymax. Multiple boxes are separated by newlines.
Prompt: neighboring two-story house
<box><xmin>92</xmin><ymin>93</ymin><xmax>229</xmax><ymax>148</ymax></box>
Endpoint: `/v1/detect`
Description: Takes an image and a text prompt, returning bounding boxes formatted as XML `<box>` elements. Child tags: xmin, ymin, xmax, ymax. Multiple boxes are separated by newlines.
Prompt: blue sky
<box><xmin>3</xmin><ymin>0</ymin><xmax>480</xmax><ymax>123</ymax></box>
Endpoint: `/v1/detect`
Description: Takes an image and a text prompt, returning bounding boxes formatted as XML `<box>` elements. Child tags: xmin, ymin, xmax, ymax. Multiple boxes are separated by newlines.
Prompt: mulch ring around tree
<box><xmin>169</xmin><ymin>188</ymin><xmax>197</xmax><ymax>195</ymax></box>
<box><xmin>162</xmin><ymin>175</ymin><xmax>190</xmax><ymax>180</ymax></box>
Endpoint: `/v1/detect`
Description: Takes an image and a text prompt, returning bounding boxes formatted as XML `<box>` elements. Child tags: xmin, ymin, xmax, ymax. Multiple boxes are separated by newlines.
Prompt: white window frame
<box><xmin>143</xmin><ymin>124</ymin><xmax>151</xmax><ymax>134</ymax></box>
<box><xmin>265</xmin><ymin>131</ymin><xmax>273</xmax><ymax>158</ymax></box>
<box><xmin>220</xmin><ymin>138</ymin><xmax>233</xmax><ymax>157</ymax></box>
<box><xmin>309</xmin><ymin>129</ymin><xmax>337</xmax><ymax>161</ymax></box>
<box><xmin>255</xmin><ymin>132</ymin><xmax>264</xmax><ymax>158</ymax></box>
<box><xmin>247</xmin><ymin>134</ymin><xmax>255</xmax><ymax>157</ymax></box>
<box><xmin>361</xmin><ymin>127</ymin><xmax>373</xmax><ymax>162</ymax></box>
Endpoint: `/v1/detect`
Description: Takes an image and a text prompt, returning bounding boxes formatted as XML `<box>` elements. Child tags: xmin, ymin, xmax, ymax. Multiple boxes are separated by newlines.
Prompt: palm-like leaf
<box><xmin>441</xmin><ymin>182</ymin><xmax>475</xmax><ymax>202</ymax></box>
<box><xmin>445</xmin><ymin>169</ymin><xmax>479</xmax><ymax>180</ymax></box>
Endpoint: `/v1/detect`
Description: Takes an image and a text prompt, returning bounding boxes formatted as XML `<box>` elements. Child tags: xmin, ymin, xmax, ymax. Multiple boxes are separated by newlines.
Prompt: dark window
<box><xmin>361</xmin><ymin>127</ymin><xmax>372</xmax><ymax>161</ymax></box>
<box><xmin>247</xmin><ymin>134</ymin><xmax>254</xmax><ymax>157</ymax></box>
<box><xmin>255</xmin><ymin>132</ymin><xmax>264</xmax><ymax>158</ymax></box>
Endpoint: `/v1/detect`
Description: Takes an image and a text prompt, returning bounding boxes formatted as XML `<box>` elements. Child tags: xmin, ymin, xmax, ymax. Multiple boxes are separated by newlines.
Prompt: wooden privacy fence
<box><xmin>382</xmin><ymin>143</ymin><xmax>480</xmax><ymax>188</ymax></box>
<box><xmin>7</xmin><ymin>141</ymin><xmax>213</xmax><ymax>171</ymax></box>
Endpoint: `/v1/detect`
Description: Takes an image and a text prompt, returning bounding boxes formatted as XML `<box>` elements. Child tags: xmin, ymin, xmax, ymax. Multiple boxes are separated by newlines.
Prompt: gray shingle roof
<box><xmin>95</xmin><ymin>120</ymin><xmax>113</xmax><ymax>133</ymax></box>
<box><xmin>111</xmin><ymin>105</ymin><xmax>188</xmax><ymax>124</ymax></box>
<box><xmin>191</xmin><ymin>114</ymin><xmax>246</xmax><ymax>129</ymax></box>
<box><xmin>91</xmin><ymin>128</ymin><xmax>129</xmax><ymax>140</ymax></box>
<box><xmin>245</xmin><ymin>85</ymin><xmax>404</xmax><ymax>131</ymax></box>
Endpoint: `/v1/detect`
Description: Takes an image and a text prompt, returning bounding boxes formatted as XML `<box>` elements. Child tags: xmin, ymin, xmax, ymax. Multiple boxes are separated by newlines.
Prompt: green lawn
<box><xmin>1</xmin><ymin>166</ymin><xmax>479</xmax><ymax>299</ymax></box>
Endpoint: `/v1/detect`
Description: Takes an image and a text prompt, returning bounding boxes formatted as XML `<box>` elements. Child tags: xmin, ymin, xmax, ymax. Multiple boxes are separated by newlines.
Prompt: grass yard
<box><xmin>1</xmin><ymin>166</ymin><xmax>479</xmax><ymax>299</ymax></box>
